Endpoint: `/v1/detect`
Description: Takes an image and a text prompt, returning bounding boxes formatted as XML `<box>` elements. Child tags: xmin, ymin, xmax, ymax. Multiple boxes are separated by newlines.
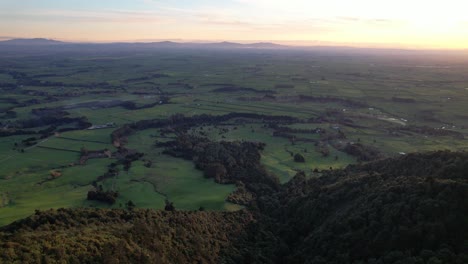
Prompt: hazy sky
<box><xmin>0</xmin><ymin>0</ymin><xmax>467</xmax><ymax>49</ymax></box>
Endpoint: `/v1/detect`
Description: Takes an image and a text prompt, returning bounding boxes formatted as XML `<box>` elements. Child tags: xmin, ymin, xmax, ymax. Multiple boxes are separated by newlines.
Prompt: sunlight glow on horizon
<box><xmin>0</xmin><ymin>0</ymin><xmax>467</xmax><ymax>49</ymax></box>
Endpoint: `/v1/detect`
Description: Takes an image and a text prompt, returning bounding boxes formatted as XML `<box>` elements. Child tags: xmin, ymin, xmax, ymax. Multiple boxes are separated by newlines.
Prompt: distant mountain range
<box><xmin>1</xmin><ymin>38</ymin><xmax>466</xmax><ymax>54</ymax></box>
<box><xmin>0</xmin><ymin>38</ymin><xmax>66</xmax><ymax>46</ymax></box>
<box><xmin>0</xmin><ymin>38</ymin><xmax>287</xmax><ymax>49</ymax></box>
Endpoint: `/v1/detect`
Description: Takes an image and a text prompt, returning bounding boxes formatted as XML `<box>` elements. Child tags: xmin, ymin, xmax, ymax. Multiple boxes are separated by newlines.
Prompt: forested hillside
<box><xmin>258</xmin><ymin>151</ymin><xmax>468</xmax><ymax>263</ymax></box>
<box><xmin>1</xmin><ymin>151</ymin><xmax>467</xmax><ymax>263</ymax></box>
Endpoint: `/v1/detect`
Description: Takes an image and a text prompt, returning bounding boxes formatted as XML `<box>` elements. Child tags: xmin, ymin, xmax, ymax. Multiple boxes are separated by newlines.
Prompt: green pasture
<box><xmin>38</xmin><ymin>137</ymin><xmax>109</xmax><ymax>152</ymax></box>
<box><xmin>0</xmin><ymin>73</ymin><xmax>15</xmax><ymax>83</ymax></box>
<box><xmin>0</xmin><ymin>185</ymin><xmax>92</xmax><ymax>226</ymax></box>
<box><xmin>1</xmin><ymin>48</ymin><xmax>468</xmax><ymax>226</ymax></box>
<box><xmin>124</xmin><ymin>130</ymin><xmax>240</xmax><ymax>211</ymax></box>
<box><xmin>60</xmin><ymin>129</ymin><xmax>113</xmax><ymax>143</ymax></box>
<box><xmin>195</xmin><ymin>124</ymin><xmax>356</xmax><ymax>182</ymax></box>
<box><xmin>0</xmin><ymin>146</ymin><xmax>92</xmax><ymax>226</ymax></box>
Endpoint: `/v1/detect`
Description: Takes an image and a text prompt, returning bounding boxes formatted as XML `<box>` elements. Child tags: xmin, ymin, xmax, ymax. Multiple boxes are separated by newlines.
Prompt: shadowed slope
<box><xmin>0</xmin><ymin>151</ymin><xmax>467</xmax><ymax>263</ymax></box>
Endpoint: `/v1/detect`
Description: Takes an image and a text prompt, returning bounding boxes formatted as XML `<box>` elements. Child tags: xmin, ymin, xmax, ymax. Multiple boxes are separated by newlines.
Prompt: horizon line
<box><xmin>1</xmin><ymin>36</ymin><xmax>467</xmax><ymax>52</ymax></box>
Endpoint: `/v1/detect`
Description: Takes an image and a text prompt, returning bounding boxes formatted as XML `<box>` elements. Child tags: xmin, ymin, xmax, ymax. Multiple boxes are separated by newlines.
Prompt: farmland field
<box><xmin>1</xmin><ymin>46</ymin><xmax>468</xmax><ymax>226</ymax></box>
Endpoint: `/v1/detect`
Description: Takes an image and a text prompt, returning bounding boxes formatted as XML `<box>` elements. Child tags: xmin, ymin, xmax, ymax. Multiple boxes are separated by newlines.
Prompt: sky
<box><xmin>0</xmin><ymin>0</ymin><xmax>467</xmax><ymax>49</ymax></box>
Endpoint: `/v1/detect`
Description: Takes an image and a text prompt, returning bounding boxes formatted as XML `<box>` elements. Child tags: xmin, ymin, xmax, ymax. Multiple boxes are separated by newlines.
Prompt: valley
<box><xmin>1</xmin><ymin>45</ymin><xmax>468</xmax><ymax>227</ymax></box>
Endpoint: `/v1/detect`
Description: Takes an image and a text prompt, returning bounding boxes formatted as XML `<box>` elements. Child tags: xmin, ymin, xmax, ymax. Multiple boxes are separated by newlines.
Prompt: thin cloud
<box><xmin>1</xmin><ymin>0</ymin><xmax>466</xmax><ymax>48</ymax></box>
<box><xmin>0</xmin><ymin>9</ymin><xmax>175</xmax><ymax>24</ymax></box>
<box><xmin>336</xmin><ymin>16</ymin><xmax>405</xmax><ymax>26</ymax></box>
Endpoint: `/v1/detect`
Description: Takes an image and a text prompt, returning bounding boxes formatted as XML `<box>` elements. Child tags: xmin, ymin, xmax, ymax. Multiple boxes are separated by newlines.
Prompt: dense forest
<box><xmin>0</xmin><ymin>150</ymin><xmax>467</xmax><ymax>263</ymax></box>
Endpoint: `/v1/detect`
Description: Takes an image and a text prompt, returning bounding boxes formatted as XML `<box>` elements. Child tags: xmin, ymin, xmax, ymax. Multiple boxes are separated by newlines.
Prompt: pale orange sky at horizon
<box><xmin>0</xmin><ymin>0</ymin><xmax>467</xmax><ymax>49</ymax></box>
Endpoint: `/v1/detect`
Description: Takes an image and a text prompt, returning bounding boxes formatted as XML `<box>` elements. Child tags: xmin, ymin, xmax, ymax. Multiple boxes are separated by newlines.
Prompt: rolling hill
<box><xmin>1</xmin><ymin>151</ymin><xmax>466</xmax><ymax>263</ymax></box>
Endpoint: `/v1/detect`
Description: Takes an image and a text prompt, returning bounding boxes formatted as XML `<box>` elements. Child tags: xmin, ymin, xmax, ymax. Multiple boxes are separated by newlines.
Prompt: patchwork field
<box><xmin>1</xmin><ymin>47</ymin><xmax>468</xmax><ymax>225</ymax></box>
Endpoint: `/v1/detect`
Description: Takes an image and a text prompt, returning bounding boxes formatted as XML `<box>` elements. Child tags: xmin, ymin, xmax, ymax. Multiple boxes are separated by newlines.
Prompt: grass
<box><xmin>1</xmin><ymin>49</ymin><xmax>468</xmax><ymax>225</ymax></box>
<box><xmin>59</xmin><ymin>129</ymin><xmax>113</xmax><ymax>143</ymax></box>
<box><xmin>124</xmin><ymin>130</ymin><xmax>239</xmax><ymax>211</ymax></box>
<box><xmin>0</xmin><ymin>141</ymin><xmax>108</xmax><ymax>226</ymax></box>
<box><xmin>193</xmin><ymin>124</ymin><xmax>356</xmax><ymax>183</ymax></box>
<box><xmin>0</xmin><ymin>185</ymin><xmax>92</xmax><ymax>226</ymax></box>
<box><xmin>39</xmin><ymin>137</ymin><xmax>110</xmax><ymax>152</ymax></box>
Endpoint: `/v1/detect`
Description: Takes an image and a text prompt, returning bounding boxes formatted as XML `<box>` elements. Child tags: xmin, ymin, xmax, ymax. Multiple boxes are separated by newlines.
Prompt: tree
<box><xmin>294</xmin><ymin>153</ymin><xmax>305</xmax><ymax>163</ymax></box>
<box><xmin>126</xmin><ymin>200</ymin><xmax>135</xmax><ymax>210</ymax></box>
<box><xmin>80</xmin><ymin>147</ymin><xmax>89</xmax><ymax>156</ymax></box>
<box><xmin>164</xmin><ymin>199</ymin><xmax>175</xmax><ymax>211</ymax></box>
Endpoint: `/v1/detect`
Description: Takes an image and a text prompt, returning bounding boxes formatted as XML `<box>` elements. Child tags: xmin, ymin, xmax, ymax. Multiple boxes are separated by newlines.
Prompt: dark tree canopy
<box><xmin>294</xmin><ymin>153</ymin><xmax>305</xmax><ymax>162</ymax></box>
<box><xmin>1</xmin><ymin>151</ymin><xmax>467</xmax><ymax>264</ymax></box>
